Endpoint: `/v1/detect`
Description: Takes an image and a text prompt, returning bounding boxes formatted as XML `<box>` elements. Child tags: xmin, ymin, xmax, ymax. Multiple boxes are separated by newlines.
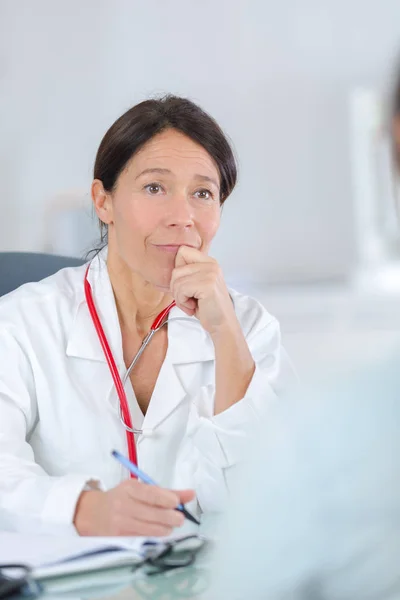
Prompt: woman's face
<box><xmin>93</xmin><ymin>128</ymin><xmax>221</xmax><ymax>290</ymax></box>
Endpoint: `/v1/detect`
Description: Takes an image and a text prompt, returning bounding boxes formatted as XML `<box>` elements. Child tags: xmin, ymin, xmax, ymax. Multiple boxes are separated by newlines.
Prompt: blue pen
<box><xmin>111</xmin><ymin>450</ymin><xmax>200</xmax><ymax>526</ymax></box>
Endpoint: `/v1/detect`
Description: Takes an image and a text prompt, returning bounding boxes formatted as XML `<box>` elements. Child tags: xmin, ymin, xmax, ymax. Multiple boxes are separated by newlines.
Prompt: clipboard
<box><xmin>0</xmin><ymin>533</ymin><xmax>207</xmax><ymax>581</ymax></box>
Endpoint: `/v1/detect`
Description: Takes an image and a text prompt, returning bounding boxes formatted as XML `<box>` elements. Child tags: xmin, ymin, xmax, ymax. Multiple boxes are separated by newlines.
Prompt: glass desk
<box><xmin>39</xmin><ymin>560</ymin><xmax>211</xmax><ymax>600</ymax></box>
<box><xmin>18</xmin><ymin>517</ymin><xmax>220</xmax><ymax>600</ymax></box>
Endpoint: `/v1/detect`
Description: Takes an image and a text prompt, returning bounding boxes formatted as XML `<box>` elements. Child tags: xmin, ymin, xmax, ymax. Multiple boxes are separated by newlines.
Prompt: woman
<box><xmin>0</xmin><ymin>95</ymin><xmax>295</xmax><ymax>536</ymax></box>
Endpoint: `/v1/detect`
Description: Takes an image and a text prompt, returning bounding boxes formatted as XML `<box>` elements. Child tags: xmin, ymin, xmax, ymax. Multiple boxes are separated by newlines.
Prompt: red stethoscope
<box><xmin>84</xmin><ymin>264</ymin><xmax>179</xmax><ymax>474</ymax></box>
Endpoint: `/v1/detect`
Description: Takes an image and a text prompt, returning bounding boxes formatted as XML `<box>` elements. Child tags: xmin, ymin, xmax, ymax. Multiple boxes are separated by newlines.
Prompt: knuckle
<box><xmin>126</xmin><ymin>479</ymin><xmax>139</xmax><ymax>489</ymax></box>
<box><xmin>119</xmin><ymin>480</ymin><xmax>134</xmax><ymax>495</ymax></box>
<box><xmin>125</xmin><ymin>480</ymin><xmax>140</xmax><ymax>498</ymax></box>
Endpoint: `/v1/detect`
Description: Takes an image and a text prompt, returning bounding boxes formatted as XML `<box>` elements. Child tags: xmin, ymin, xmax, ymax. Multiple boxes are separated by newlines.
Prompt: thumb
<box><xmin>174</xmin><ymin>246</ymin><xmax>192</xmax><ymax>268</ymax></box>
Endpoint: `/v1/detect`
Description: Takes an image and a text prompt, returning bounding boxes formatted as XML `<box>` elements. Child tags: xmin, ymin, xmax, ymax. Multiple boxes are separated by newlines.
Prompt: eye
<box><xmin>144</xmin><ymin>183</ymin><xmax>163</xmax><ymax>195</ymax></box>
<box><xmin>194</xmin><ymin>188</ymin><xmax>213</xmax><ymax>200</ymax></box>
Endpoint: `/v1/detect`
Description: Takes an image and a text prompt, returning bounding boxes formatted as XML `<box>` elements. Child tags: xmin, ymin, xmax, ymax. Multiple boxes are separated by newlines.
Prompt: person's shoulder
<box><xmin>228</xmin><ymin>287</ymin><xmax>278</xmax><ymax>338</ymax></box>
<box><xmin>0</xmin><ymin>262</ymin><xmax>88</xmax><ymax>324</ymax></box>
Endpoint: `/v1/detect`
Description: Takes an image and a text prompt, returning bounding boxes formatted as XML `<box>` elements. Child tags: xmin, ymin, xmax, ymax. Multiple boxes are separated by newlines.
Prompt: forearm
<box><xmin>212</xmin><ymin>323</ymin><xmax>255</xmax><ymax>415</ymax></box>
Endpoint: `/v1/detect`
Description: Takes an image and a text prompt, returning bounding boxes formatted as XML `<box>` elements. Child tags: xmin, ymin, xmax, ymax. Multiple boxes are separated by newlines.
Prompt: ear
<box><xmin>91</xmin><ymin>179</ymin><xmax>114</xmax><ymax>225</ymax></box>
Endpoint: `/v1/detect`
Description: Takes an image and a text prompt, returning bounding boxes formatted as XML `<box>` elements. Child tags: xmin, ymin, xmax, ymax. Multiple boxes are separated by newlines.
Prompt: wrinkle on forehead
<box><xmin>128</xmin><ymin>130</ymin><xmax>220</xmax><ymax>179</ymax></box>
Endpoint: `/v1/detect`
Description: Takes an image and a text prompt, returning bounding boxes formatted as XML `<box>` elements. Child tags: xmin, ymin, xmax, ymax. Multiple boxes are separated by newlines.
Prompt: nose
<box><xmin>165</xmin><ymin>193</ymin><xmax>194</xmax><ymax>229</ymax></box>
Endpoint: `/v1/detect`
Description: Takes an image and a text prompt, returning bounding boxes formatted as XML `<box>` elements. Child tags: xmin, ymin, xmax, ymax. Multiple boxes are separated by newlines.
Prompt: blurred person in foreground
<box><xmin>211</xmin><ymin>359</ymin><xmax>400</xmax><ymax>599</ymax></box>
<box><xmin>209</xmin><ymin>68</ymin><xmax>400</xmax><ymax>600</ymax></box>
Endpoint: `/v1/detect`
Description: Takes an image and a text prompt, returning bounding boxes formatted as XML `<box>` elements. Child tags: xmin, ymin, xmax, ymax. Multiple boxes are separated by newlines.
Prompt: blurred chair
<box><xmin>0</xmin><ymin>252</ymin><xmax>85</xmax><ymax>297</ymax></box>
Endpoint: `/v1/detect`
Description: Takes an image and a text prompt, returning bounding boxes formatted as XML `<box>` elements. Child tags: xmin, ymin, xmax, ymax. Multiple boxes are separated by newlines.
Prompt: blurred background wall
<box><xmin>1</xmin><ymin>0</ymin><xmax>400</xmax><ymax>375</ymax></box>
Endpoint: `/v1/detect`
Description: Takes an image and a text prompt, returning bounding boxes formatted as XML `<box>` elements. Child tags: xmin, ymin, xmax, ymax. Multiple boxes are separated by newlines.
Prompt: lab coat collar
<box><xmin>66</xmin><ymin>249</ymin><xmax>215</xmax><ymax>430</ymax></box>
<box><xmin>66</xmin><ymin>248</ymin><xmax>124</xmax><ymax>366</ymax></box>
<box><xmin>137</xmin><ymin>308</ymin><xmax>216</xmax><ymax>431</ymax></box>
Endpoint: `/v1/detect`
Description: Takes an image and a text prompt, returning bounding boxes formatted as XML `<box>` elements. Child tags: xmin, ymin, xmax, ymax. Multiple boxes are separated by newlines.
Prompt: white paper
<box><xmin>0</xmin><ymin>532</ymin><xmax>169</xmax><ymax>579</ymax></box>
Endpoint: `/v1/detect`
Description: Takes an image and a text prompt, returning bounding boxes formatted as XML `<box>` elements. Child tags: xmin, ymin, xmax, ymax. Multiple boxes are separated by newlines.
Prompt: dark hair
<box><xmin>92</xmin><ymin>94</ymin><xmax>237</xmax><ymax>247</ymax></box>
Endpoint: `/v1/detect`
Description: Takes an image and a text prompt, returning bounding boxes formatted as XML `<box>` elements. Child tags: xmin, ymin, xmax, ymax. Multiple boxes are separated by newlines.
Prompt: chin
<box><xmin>147</xmin><ymin>270</ymin><xmax>173</xmax><ymax>293</ymax></box>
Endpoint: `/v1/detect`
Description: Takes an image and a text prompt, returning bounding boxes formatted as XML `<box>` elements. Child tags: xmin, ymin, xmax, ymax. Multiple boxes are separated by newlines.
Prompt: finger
<box><xmin>176</xmin><ymin>303</ymin><xmax>196</xmax><ymax>317</ymax></box>
<box><xmin>175</xmin><ymin>489</ymin><xmax>196</xmax><ymax>504</ymax></box>
<box><xmin>170</xmin><ymin>266</ymin><xmax>214</xmax><ymax>303</ymax></box>
<box><xmin>170</xmin><ymin>262</ymin><xmax>207</xmax><ymax>288</ymax></box>
<box><xmin>173</xmin><ymin>288</ymin><xmax>197</xmax><ymax>311</ymax></box>
<box><xmin>172</xmin><ymin>274</ymin><xmax>211</xmax><ymax>308</ymax></box>
<box><xmin>110</xmin><ymin>492</ymin><xmax>184</xmax><ymax>528</ymax></box>
<box><xmin>126</xmin><ymin>481</ymin><xmax>180</xmax><ymax>509</ymax></box>
<box><xmin>134</xmin><ymin>503</ymin><xmax>185</xmax><ymax>528</ymax></box>
<box><xmin>175</xmin><ymin>245</ymin><xmax>214</xmax><ymax>268</ymax></box>
<box><xmin>130</xmin><ymin>520</ymin><xmax>173</xmax><ymax>537</ymax></box>
<box><xmin>113</xmin><ymin>515</ymin><xmax>174</xmax><ymax>537</ymax></box>
<box><xmin>171</xmin><ymin>276</ymin><xmax>199</xmax><ymax>313</ymax></box>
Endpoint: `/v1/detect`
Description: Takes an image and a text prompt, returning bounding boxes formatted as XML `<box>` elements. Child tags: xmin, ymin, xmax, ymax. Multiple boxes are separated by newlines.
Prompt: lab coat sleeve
<box><xmin>185</xmin><ymin>317</ymin><xmax>297</xmax><ymax>512</ymax></box>
<box><xmin>0</xmin><ymin>327</ymin><xmax>103</xmax><ymax>534</ymax></box>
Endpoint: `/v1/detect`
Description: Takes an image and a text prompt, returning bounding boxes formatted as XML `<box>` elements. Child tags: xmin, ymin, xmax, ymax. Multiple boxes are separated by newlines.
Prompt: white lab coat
<box><xmin>0</xmin><ymin>251</ymin><xmax>295</xmax><ymax>534</ymax></box>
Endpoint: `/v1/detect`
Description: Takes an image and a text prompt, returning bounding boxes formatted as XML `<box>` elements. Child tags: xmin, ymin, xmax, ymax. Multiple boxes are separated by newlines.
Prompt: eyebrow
<box><xmin>193</xmin><ymin>174</ymin><xmax>220</xmax><ymax>189</ymax></box>
<box><xmin>135</xmin><ymin>167</ymin><xmax>219</xmax><ymax>189</ymax></box>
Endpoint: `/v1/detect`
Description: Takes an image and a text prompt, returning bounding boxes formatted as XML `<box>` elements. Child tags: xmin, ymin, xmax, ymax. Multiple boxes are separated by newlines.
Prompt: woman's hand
<box><xmin>74</xmin><ymin>480</ymin><xmax>195</xmax><ymax>536</ymax></box>
<box><xmin>171</xmin><ymin>245</ymin><xmax>255</xmax><ymax>415</ymax></box>
<box><xmin>170</xmin><ymin>245</ymin><xmax>237</xmax><ymax>337</ymax></box>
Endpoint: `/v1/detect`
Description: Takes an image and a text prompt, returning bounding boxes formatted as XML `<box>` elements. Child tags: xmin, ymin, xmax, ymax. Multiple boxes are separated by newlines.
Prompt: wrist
<box><xmin>73</xmin><ymin>489</ymin><xmax>103</xmax><ymax>535</ymax></box>
<box><xmin>209</xmin><ymin>320</ymin><xmax>242</xmax><ymax>345</ymax></box>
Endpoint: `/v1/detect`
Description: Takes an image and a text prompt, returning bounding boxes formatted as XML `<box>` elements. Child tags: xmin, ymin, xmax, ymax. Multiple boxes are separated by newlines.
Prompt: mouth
<box><xmin>152</xmin><ymin>243</ymin><xmax>198</xmax><ymax>253</ymax></box>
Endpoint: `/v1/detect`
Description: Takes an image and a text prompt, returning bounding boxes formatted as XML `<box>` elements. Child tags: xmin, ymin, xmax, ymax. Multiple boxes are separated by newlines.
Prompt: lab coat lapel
<box><xmin>140</xmin><ymin>354</ymin><xmax>187</xmax><ymax>433</ymax></box>
<box><xmin>66</xmin><ymin>253</ymin><xmax>124</xmax><ymax>369</ymax></box>
<box><xmin>141</xmin><ymin>307</ymin><xmax>215</xmax><ymax>431</ymax></box>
